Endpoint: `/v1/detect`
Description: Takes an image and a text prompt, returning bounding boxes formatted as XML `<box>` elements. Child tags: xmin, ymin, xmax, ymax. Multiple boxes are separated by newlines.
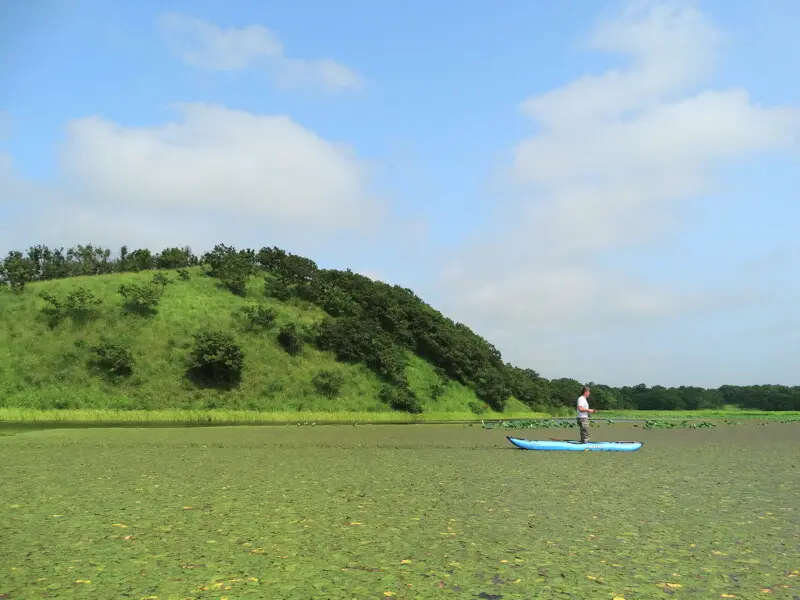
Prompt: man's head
<box><xmin>582</xmin><ymin>386</ymin><xmax>591</xmax><ymax>397</ymax></box>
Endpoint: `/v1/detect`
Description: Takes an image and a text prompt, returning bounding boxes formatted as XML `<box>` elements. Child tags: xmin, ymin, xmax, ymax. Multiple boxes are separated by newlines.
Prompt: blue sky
<box><xmin>2</xmin><ymin>0</ymin><xmax>799</xmax><ymax>388</ymax></box>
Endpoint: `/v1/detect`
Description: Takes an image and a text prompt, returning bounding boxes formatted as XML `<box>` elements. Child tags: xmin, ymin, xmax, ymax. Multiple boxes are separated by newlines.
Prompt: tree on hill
<box><xmin>201</xmin><ymin>244</ymin><xmax>256</xmax><ymax>296</ymax></box>
<box><xmin>504</xmin><ymin>366</ymin><xmax>551</xmax><ymax>408</ymax></box>
<box><xmin>156</xmin><ymin>246</ymin><xmax>197</xmax><ymax>269</ymax></box>
<box><xmin>0</xmin><ymin>251</ymin><xmax>37</xmax><ymax>292</ymax></box>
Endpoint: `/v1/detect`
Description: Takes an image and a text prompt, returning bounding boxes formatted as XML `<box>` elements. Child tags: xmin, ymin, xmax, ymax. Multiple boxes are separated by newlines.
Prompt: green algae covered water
<box><xmin>1</xmin><ymin>422</ymin><xmax>797</xmax><ymax>599</ymax></box>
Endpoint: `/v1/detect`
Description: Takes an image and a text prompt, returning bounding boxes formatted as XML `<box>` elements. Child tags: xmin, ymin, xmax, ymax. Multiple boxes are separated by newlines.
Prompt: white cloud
<box><xmin>58</xmin><ymin>103</ymin><xmax>380</xmax><ymax>228</ymax></box>
<box><xmin>269</xmin><ymin>57</ymin><xmax>364</xmax><ymax>93</ymax></box>
<box><xmin>438</xmin><ymin>1</ymin><xmax>800</xmax><ymax>381</ymax></box>
<box><xmin>520</xmin><ymin>2</ymin><xmax>722</xmax><ymax>127</ymax></box>
<box><xmin>156</xmin><ymin>13</ymin><xmax>363</xmax><ymax>92</ymax></box>
<box><xmin>0</xmin><ymin>104</ymin><xmax>424</xmax><ymax>276</ymax></box>
<box><xmin>156</xmin><ymin>13</ymin><xmax>281</xmax><ymax>70</ymax></box>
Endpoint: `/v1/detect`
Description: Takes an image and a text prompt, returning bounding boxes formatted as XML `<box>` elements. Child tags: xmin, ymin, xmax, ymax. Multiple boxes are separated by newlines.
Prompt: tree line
<box><xmin>2</xmin><ymin>243</ymin><xmax>798</xmax><ymax>412</ymax></box>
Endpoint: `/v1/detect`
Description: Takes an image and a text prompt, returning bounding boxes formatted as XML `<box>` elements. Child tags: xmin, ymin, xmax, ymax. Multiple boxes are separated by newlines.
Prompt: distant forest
<box><xmin>2</xmin><ymin>243</ymin><xmax>798</xmax><ymax>412</ymax></box>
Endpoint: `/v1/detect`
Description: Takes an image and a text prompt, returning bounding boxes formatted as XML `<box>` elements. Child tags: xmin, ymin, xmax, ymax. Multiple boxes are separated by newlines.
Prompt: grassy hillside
<box><xmin>2</xmin><ymin>242</ymin><xmax>799</xmax><ymax>416</ymax></box>
<box><xmin>0</xmin><ymin>266</ymin><xmax>532</xmax><ymax>414</ymax></box>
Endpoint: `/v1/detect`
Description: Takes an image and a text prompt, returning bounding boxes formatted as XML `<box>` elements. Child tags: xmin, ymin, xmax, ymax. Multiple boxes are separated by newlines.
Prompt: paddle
<box><xmin>548</xmin><ymin>437</ymin><xmax>639</xmax><ymax>444</ymax></box>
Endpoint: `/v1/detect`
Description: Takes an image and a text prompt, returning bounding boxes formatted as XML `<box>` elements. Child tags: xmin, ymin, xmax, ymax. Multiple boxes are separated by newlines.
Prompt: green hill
<box><xmin>0</xmin><ymin>244</ymin><xmax>541</xmax><ymax>415</ymax></box>
<box><xmin>2</xmin><ymin>242</ymin><xmax>799</xmax><ymax>416</ymax></box>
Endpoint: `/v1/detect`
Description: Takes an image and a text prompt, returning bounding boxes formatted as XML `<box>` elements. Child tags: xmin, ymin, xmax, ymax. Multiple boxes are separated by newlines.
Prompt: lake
<box><xmin>1</xmin><ymin>422</ymin><xmax>797</xmax><ymax>599</ymax></box>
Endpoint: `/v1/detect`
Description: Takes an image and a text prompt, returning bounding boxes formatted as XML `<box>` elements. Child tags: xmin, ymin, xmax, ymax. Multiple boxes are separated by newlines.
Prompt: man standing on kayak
<box><xmin>577</xmin><ymin>386</ymin><xmax>596</xmax><ymax>443</ymax></box>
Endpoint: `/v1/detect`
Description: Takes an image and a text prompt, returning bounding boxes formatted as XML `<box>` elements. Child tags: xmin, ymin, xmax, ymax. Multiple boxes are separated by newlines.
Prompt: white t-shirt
<box><xmin>576</xmin><ymin>395</ymin><xmax>590</xmax><ymax>419</ymax></box>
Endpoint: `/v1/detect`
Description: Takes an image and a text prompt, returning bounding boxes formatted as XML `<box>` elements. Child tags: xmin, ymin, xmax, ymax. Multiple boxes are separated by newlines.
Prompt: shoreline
<box><xmin>0</xmin><ymin>407</ymin><xmax>798</xmax><ymax>427</ymax></box>
<box><xmin>0</xmin><ymin>408</ymin><xmax>548</xmax><ymax>426</ymax></box>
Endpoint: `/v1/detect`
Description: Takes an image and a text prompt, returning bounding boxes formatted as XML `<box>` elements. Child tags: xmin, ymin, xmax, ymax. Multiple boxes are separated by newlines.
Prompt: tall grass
<box><xmin>0</xmin><ymin>407</ymin><xmax>550</xmax><ymax>425</ymax></box>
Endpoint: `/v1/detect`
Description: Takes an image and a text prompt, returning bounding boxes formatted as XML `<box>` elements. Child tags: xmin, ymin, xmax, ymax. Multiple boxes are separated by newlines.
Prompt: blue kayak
<box><xmin>507</xmin><ymin>436</ymin><xmax>643</xmax><ymax>452</ymax></box>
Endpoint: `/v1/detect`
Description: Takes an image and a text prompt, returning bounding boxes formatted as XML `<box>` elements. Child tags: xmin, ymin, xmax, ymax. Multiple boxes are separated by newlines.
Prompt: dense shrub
<box><xmin>504</xmin><ymin>365</ymin><xmax>550</xmax><ymax>408</ymax></box>
<box><xmin>429</xmin><ymin>378</ymin><xmax>447</xmax><ymax>401</ymax></box>
<box><xmin>119</xmin><ymin>283</ymin><xmax>160</xmax><ymax>315</ymax></box>
<box><xmin>66</xmin><ymin>287</ymin><xmax>103</xmax><ymax>322</ymax></box>
<box><xmin>379</xmin><ymin>385</ymin><xmax>423</xmax><ymax>413</ymax></box>
<box><xmin>188</xmin><ymin>330</ymin><xmax>244</xmax><ymax>387</ymax></box>
<box><xmin>468</xmin><ymin>400</ymin><xmax>489</xmax><ymax>415</ymax></box>
<box><xmin>278</xmin><ymin>323</ymin><xmax>304</xmax><ymax>356</ymax></box>
<box><xmin>176</xmin><ymin>268</ymin><xmax>191</xmax><ymax>281</ymax></box>
<box><xmin>474</xmin><ymin>367</ymin><xmax>510</xmax><ymax>412</ymax></box>
<box><xmin>0</xmin><ymin>251</ymin><xmax>36</xmax><ymax>292</ymax></box>
<box><xmin>265</xmin><ymin>277</ymin><xmax>292</xmax><ymax>301</ymax></box>
<box><xmin>256</xmin><ymin>246</ymin><xmax>287</xmax><ymax>271</ymax></box>
<box><xmin>296</xmin><ymin>268</ymin><xmax>511</xmax><ymax>404</ymax></box>
<box><xmin>88</xmin><ymin>341</ymin><xmax>134</xmax><ymax>377</ymax></box>
<box><xmin>274</xmin><ymin>254</ymin><xmax>318</xmax><ymax>284</ymax></box>
<box><xmin>11</xmin><ymin>245</ymin><xmax>70</xmax><ymax>282</ymax></box>
<box><xmin>312</xmin><ymin>369</ymin><xmax>346</xmax><ymax>398</ymax></box>
<box><xmin>200</xmin><ymin>244</ymin><xmax>256</xmax><ymax>296</ymax></box>
<box><xmin>200</xmin><ymin>244</ymin><xmax>248</xmax><ymax>275</ymax></box>
<box><xmin>312</xmin><ymin>316</ymin><xmax>407</xmax><ymax>384</ymax></box>
<box><xmin>221</xmin><ymin>271</ymin><xmax>249</xmax><ymax>297</ymax></box>
<box><xmin>241</xmin><ymin>303</ymin><xmax>278</xmax><ymax>332</ymax></box>
<box><xmin>39</xmin><ymin>287</ymin><xmax>103</xmax><ymax>327</ymax></box>
<box><xmin>151</xmin><ymin>272</ymin><xmax>171</xmax><ymax>291</ymax></box>
<box><xmin>296</xmin><ymin>281</ymin><xmax>359</xmax><ymax>317</ymax></box>
<box><xmin>156</xmin><ymin>246</ymin><xmax>195</xmax><ymax>269</ymax></box>
<box><xmin>126</xmin><ymin>249</ymin><xmax>156</xmax><ymax>272</ymax></box>
<box><xmin>39</xmin><ymin>292</ymin><xmax>66</xmax><ymax>328</ymax></box>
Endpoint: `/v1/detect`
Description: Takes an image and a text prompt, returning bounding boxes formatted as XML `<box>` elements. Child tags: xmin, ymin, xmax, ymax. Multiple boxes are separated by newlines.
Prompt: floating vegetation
<box><xmin>483</xmin><ymin>417</ymin><xmax>721</xmax><ymax>430</ymax></box>
<box><xmin>482</xmin><ymin>418</ymin><xmax>578</xmax><ymax>430</ymax></box>
<box><xmin>641</xmin><ymin>419</ymin><xmax>716</xmax><ymax>429</ymax></box>
<box><xmin>0</xmin><ymin>423</ymin><xmax>797</xmax><ymax>599</ymax></box>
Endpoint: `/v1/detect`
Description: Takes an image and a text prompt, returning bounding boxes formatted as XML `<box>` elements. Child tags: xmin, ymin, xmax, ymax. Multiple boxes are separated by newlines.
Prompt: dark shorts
<box><xmin>577</xmin><ymin>418</ymin><xmax>590</xmax><ymax>442</ymax></box>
